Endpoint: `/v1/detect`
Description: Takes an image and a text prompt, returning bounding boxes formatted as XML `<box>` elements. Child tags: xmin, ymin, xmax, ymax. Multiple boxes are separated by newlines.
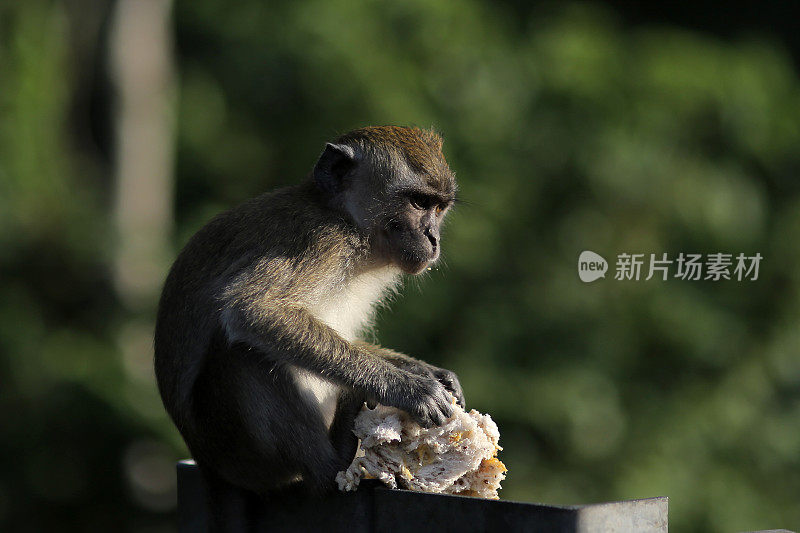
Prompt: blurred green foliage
<box><xmin>2</xmin><ymin>0</ymin><xmax>800</xmax><ymax>531</ymax></box>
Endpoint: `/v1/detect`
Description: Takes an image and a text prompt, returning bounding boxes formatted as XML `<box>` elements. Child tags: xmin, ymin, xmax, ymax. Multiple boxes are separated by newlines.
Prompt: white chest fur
<box><xmin>292</xmin><ymin>266</ymin><xmax>400</xmax><ymax>428</ymax></box>
<box><xmin>309</xmin><ymin>265</ymin><xmax>400</xmax><ymax>342</ymax></box>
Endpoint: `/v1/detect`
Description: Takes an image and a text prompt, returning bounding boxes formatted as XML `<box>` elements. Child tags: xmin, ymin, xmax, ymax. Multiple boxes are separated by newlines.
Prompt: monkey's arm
<box><xmin>354</xmin><ymin>341</ymin><xmax>465</xmax><ymax>408</ymax></box>
<box><xmin>220</xmin><ymin>297</ymin><xmax>454</xmax><ymax>427</ymax></box>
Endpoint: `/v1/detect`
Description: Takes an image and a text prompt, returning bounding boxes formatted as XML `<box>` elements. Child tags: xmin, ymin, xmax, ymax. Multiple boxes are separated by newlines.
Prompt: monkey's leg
<box><xmin>328</xmin><ymin>390</ymin><xmax>364</xmax><ymax>465</ymax></box>
<box><xmin>190</xmin><ymin>339</ymin><xmax>346</xmax><ymax>498</ymax></box>
<box><xmin>284</xmin><ymin>389</ymin><xmax>358</xmax><ymax>495</ymax></box>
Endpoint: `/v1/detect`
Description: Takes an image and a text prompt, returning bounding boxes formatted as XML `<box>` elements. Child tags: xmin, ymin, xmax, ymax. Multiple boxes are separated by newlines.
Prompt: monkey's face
<box><xmin>357</xmin><ymin>154</ymin><xmax>456</xmax><ymax>276</ymax></box>
<box><xmin>379</xmin><ymin>191</ymin><xmax>452</xmax><ymax>275</ymax></box>
<box><xmin>342</xmin><ymin>169</ymin><xmax>453</xmax><ymax>275</ymax></box>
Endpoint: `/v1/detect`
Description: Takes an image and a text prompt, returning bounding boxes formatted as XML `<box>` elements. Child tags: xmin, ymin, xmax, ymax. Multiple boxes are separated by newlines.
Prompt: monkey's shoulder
<box><xmin>229</xmin><ymin>184</ymin><xmax>365</xmax><ymax>256</ymax></box>
<box><xmin>169</xmin><ymin>184</ymin><xmax>364</xmax><ymax>286</ymax></box>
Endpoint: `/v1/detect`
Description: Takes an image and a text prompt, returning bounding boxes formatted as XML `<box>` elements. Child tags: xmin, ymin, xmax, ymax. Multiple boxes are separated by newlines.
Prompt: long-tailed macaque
<box><xmin>154</xmin><ymin>126</ymin><xmax>464</xmax><ymax>529</ymax></box>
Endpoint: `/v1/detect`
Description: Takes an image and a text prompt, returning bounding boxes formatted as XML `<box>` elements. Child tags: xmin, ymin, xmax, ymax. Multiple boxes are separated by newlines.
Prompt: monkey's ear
<box><xmin>314</xmin><ymin>143</ymin><xmax>356</xmax><ymax>194</ymax></box>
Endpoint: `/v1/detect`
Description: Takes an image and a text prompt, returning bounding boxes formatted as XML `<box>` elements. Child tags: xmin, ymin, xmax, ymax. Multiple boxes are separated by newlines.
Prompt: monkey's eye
<box><xmin>409</xmin><ymin>194</ymin><xmax>433</xmax><ymax>210</ymax></box>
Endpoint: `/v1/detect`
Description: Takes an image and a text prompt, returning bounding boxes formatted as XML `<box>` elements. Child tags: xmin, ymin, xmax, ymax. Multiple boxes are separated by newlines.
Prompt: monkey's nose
<box><xmin>424</xmin><ymin>228</ymin><xmax>438</xmax><ymax>250</ymax></box>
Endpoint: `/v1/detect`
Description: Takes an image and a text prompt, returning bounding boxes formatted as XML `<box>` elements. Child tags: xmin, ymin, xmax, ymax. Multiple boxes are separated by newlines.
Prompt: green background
<box><xmin>2</xmin><ymin>1</ymin><xmax>799</xmax><ymax>531</ymax></box>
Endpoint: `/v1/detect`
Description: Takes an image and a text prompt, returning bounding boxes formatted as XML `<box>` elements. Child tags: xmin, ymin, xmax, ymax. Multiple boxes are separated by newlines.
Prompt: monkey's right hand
<box><xmin>380</xmin><ymin>371</ymin><xmax>454</xmax><ymax>428</ymax></box>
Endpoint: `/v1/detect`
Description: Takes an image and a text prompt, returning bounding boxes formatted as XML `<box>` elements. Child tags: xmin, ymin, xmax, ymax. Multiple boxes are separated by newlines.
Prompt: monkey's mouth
<box><xmin>399</xmin><ymin>258</ymin><xmax>430</xmax><ymax>275</ymax></box>
<box><xmin>378</xmin><ymin>224</ymin><xmax>438</xmax><ymax>275</ymax></box>
<box><xmin>398</xmin><ymin>249</ymin><xmax>438</xmax><ymax>275</ymax></box>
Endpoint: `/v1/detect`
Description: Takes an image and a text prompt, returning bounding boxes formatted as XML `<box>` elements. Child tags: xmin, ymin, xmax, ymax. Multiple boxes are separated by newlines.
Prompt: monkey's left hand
<box><xmin>427</xmin><ymin>365</ymin><xmax>465</xmax><ymax>409</ymax></box>
<box><xmin>353</xmin><ymin>341</ymin><xmax>466</xmax><ymax>408</ymax></box>
<box><xmin>386</xmin><ymin>356</ymin><xmax>465</xmax><ymax>408</ymax></box>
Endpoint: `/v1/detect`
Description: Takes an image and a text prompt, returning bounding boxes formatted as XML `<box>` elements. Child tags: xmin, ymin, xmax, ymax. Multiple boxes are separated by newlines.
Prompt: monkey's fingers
<box><xmin>395</xmin><ymin>372</ymin><xmax>455</xmax><ymax>428</ymax></box>
<box><xmin>416</xmin><ymin>404</ymin><xmax>450</xmax><ymax>428</ymax></box>
<box><xmin>434</xmin><ymin>370</ymin><xmax>466</xmax><ymax>408</ymax></box>
<box><xmin>416</xmin><ymin>384</ymin><xmax>454</xmax><ymax>428</ymax></box>
<box><xmin>443</xmin><ymin>382</ymin><xmax>465</xmax><ymax>408</ymax></box>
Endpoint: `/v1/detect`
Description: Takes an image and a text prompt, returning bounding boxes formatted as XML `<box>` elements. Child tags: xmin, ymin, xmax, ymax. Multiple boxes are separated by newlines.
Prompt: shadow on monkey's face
<box><xmin>386</xmin><ymin>224</ymin><xmax>438</xmax><ymax>275</ymax></box>
<box><xmin>377</xmin><ymin>196</ymin><xmax>448</xmax><ymax>275</ymax></box>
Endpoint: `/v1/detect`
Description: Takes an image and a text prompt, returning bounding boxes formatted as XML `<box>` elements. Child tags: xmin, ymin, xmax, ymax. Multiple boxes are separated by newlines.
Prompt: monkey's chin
<box><xmin>398</xmin><ymin>258</ymin><xmax>431</xmax><ymax>275</ymax></box>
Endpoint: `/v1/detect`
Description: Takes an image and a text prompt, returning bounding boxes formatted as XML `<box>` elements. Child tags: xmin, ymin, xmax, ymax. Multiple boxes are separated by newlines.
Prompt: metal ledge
<box><xmin>177</xmin><ymin>460</ymin><xmax>668</xmax><ymax>532</ymax></box>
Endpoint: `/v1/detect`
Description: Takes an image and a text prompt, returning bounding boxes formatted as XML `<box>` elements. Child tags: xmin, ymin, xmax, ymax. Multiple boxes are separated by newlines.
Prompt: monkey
<box><xmin>154</xmin><ymin>126</ymin><xmax>464</xmax><ymax>529</ymax></box>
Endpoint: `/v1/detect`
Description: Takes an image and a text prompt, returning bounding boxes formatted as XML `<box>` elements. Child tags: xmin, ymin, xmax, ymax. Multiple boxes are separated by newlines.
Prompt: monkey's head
<box><xmin>313</xmin><ymin>126</ymin><xmax>457</xmax><ymax>275</ymax></box>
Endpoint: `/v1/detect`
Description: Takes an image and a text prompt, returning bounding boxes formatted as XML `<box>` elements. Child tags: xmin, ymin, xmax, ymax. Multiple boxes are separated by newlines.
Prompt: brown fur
<box><xmin>154</xmin><ymin>127</ymin><xmax>464</xmax><ymax>529</ymax></box>
<box><xmin>335</xmin><ymin>126</ymin><xmax>455</xmax><ymax>193</ymax></box>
